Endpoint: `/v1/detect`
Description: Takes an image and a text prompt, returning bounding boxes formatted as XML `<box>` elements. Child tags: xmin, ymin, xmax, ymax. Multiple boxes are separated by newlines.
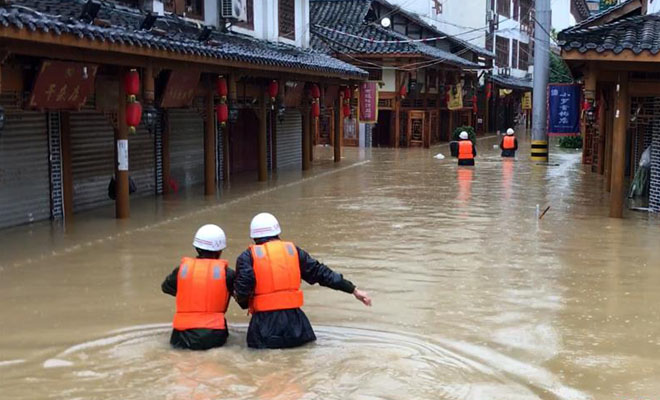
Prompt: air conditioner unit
<box><xmin>221</xmin><ymin>0</ymin><xmax>247</xmax><ymax>22</ymax></box>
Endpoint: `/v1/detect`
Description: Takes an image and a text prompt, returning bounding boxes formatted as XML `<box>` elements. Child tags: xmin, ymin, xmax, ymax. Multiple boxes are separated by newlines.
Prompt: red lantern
<box><xmin>216</xmin><ymin>76</ymin><xmax>228</xmax><ymax>99</ymax></box>
<box><xmin>343</xmin><ymin>87</ymin><xmax>351</xmax><ymax>100</ymax></box>
<box><xmin>126</xmin><ymin>101</ymin><xmax>142</xmax><ymax>127</ymax></box>
<box><xmin>486</xmin><ymin>83</ymin><xmax>492</xmax><ymax>100</ymax></box>
<box><xmin>399</xmin><ymin>83</ymin><xmax>407</xmax><ymax>99</ymax></box>
<box><xmin>582</xmin><ymin>99</ymin><xmax>591</xmax><ymax>111</ymax></box>
<box><xmin>342</xmin><ymin>103</ymin><xmax>351</xmax><ymax>117</ymax></box>
<box><xmin>310</xmin><ymin>84</ymin><xmax>320</xmax><ymax>99</ymax></box>
<box><xmin>311</xmin><ymin>102</ymin><xmax>320</xmax><ymax>118</ymax></box>
<box><xmin>268</xmin><ymin>80</ymin><xmax>279</xmax><ymax>101</ymax></box>
<box><xmin>216</xmin><ymin>103</ymin><xmax>228</xmax><ymax>125</ymax></box>
<box><xmin>124</xmin><ymin>69</ymin><xmax>140</xmax><ymax>97</ymax></box>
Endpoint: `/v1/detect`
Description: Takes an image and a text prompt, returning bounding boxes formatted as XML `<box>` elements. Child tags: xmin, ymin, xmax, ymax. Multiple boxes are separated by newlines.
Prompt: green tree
<box><xmin>549</xmin><ymin>52</ymin><xmax>574</xmax><ymax>83</ymax></box>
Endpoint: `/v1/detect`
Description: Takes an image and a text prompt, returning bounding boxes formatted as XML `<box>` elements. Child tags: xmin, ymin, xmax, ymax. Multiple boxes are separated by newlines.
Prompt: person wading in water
<box><xmin>457</xmin><ymin>131</ymin><xmax>477</xmax><ymax>166</ymax></box>
<box><xmin>234</xmin><ymin>212</ymin><xmax>372</xmax><ymax>349</ymax></box>
<box><xmin>500</xmin><ymin>128</ymin><xmax>518</xmax><ymax>158</ymax></box>
<box><xmin>162</xmin><ymin>224</ymin><xmax>234</xmax><ymax>350</ymax></box>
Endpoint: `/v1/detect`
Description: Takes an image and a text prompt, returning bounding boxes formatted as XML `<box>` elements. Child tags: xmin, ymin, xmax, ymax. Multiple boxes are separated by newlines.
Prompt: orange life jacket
<box><xmin>249</xmin><ymin>240</ymin><xmax>303</xmax><ymax>313</ymax></box>
<box><xmin>173</xmin><ymin>258</ymin><xmax>229</xmax><ymax>331</ymax></box>
<box><xmin>458</xmin><ymin>140</ymin><xmax>474</xmax><ymax>160</ymax></box>
<box><xmin>502</xmin><ymin>135</ymin><xmax>516</xmax><ymax>150</ymax></box>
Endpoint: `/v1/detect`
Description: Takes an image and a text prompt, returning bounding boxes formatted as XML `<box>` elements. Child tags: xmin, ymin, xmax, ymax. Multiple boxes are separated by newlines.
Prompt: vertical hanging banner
<box><xmin>547</xmin><ymin>83</ymin><xmax>581</xmax><ymax>136</ymax></box>
<box><xmin>522</xmin><ymin>91</ymin><xmax>532</xmax><ymax>110</ymax></box>
<box><xmin>358</xmin><ymin>81</ymin><xmax>379</xmax><ymax>123</ymax></box>
<box><xmin>447</xmin><ymin>83</ymin><xmax>463</xmax><ymax>110</ymax></box>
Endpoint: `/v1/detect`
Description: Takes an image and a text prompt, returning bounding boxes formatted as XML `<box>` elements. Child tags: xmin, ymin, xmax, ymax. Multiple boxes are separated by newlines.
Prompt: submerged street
<box><xmin>1</xmin><ymin>135</ymin><xmax>660</xmax><ymax>400</ymax></box>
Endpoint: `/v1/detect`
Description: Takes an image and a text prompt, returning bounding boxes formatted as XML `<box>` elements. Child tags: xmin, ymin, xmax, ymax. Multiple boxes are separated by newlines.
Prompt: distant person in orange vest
<box><xmin>500</xmin><ymin>128</ymin><xmax>518</xmax><ymax>158</ymax></box>
<box><xmin>234</xmin><ymin>212</ymin><xmax>372</xmax><ymax>349</ymax></box>
<box><xmin>161</xmin><ymin>224</ymin><xmax>234</xmax><ymax>350</ymax></box>
<box><xmin>457</xmin><ymin>131</ymin><xmax>476</xmax><ymax>166</ymax></box>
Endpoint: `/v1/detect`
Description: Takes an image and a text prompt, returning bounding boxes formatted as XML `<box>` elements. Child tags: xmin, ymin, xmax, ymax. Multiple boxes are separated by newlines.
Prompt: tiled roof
<box><xmin>490</xmin><ymin>74</ymin><xmax>533</xmax><ymax>90</ymax></box>
<box><xmin>310</xmin><ymin>0</ymin><xmax>481</xmax><ymax>69</ymax></box>
<box><xmin>561</xmin><ymin>0</ymin><xmax>639</xmax><ymax>34</ymax></box>
<box><xmin>0</xmin><ymin>0</ymin><xmax>367</xmax><ymax>78</ymax></box>
<box><xmin>558</xmin><ymin>13</ymin><xmax>660</xmax><ymax>55</ymax></box>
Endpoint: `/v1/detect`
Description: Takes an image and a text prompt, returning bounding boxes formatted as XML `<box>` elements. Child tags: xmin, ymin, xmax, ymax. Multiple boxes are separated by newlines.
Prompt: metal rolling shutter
<box><xmin>129</xmin><ymin>123</ymin><xmax>155</xmax><ymax>197</ymax></box>
<box><xmin>275</xmin><ymin>109</ymin><xmax>302</xmax><ymax>170</ymax></box>
<box><xmin>69</xmin><ymin>112</ymin><xmax>114</xmax><ymax>212</ymax></box>
<box><xmin>0</xmin><ymin>96</ymin><xmax>50</xmax><ymax>229</ymax></box>
<box><xmin>169</xmin><ymin>109</ymin><xmax>204</xmax><ymax>188</ymax></box>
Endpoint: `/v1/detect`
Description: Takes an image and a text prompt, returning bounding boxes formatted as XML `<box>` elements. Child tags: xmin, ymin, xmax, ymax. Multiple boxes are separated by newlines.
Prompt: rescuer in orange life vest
<box><xmin>234</xmin><ymin>212</ymin><xmax>372</xmax><ymax>349</ymax></box>
<box><xmin>500</xmin><ymin>128</ymin><xmax>519</xmax><ymax>158</ymax></box>
<box><xmin>161</xmin><ymin>224</ymin><xmax>234</xmax><ymax>350</ymax></box>
<box><xmin>457</xmin><ymin>131</ymin><xmax>477</xmax><ymax>166</ymax></box>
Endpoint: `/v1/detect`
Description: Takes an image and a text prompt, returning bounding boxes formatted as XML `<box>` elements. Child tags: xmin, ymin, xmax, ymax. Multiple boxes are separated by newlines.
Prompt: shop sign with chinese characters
<box><xmin>29</xmin><ymin>61</ymin><xmax>98</xmax><ymax>110</ymax></box>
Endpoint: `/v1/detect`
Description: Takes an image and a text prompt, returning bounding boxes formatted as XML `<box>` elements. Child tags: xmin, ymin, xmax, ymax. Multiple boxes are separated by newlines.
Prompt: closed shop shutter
<box><xmin>0</xmin><ymin>95</ymin><xmax>50</xmax><ymax>229</ymax></box>
<box><xmin>129</xmin><ymin>124</ymin><xmax>155</xmax><ymax>197</ymax></box>
<box><xmin>169</xmin><ymin>109</ymin><xmax>204</xmax><ymax>188</ymax></box>
<box><xmin>275</xmin><ymin>109</ymin><xmax>302</xmax><ymax>170</ymax></box>
<box><xmin>69</xmin><ymin>112</ymin><xmax>114</xmax><ymax>212</ymax></box>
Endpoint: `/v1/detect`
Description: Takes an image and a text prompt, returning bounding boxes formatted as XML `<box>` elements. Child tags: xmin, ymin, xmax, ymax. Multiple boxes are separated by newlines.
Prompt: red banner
<box><xmin>28</xmin><ymin>61</ymin><xmax>98</xmax><ymax>110</ymax></box>
<box><xmin>160</xmin><ymin>70</ymin><xmax>200</xmax><ymax>108</ymax></box>
<box><xmin>358</xmin><ymin>81</ymin><xmax>378</xmax><ymax>123</ymax></box>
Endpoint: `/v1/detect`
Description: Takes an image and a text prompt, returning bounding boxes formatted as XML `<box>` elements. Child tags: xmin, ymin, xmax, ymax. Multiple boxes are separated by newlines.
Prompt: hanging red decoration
<box><xmin>472</xmin><ymin>95</ymin><xmax>478</xmax><ymax>113</ymax></box>
<box><xmin>312</xmin><ymin>102</ymin><xmax>320</xmax><ymax>118</ymax></box>
<box><xmin>342</xmin><ymin>103</ymin><xmax>351</xmax><ymax>117</ymax></box>
<box><xmin>399</xmin><ymin>83</ymin><xmax>407</xmax><ymax>99</ymax></box>
<box><xmin>126</xmin><ymin>101</ymin><xmax>143</xmax><ymax>127</ymax></box>
<box><xmin>268</xmin><ymin>80</ymin><xmax>279</xmax><ymax>102</ymax></box>
<box><xmin>124</xmin><ymin>69</ymin><xmax>140</xmax><ymax>97</ymax></box>
<box><xmin>310</xmin><ymin>84</ymin><xmax>320</xmax><ymax>99</ymax></box>
<box><xmin>343</xmin><ymin>87</ymin><xmax>351</xmax><ymax>100</ymax></box>
<box><xmin>216</xmin><ymin>76</ymin><xmax>228</xmax><ymax>99</ymax></box>
<box><xmin>486</xmin><ymin>83</ymin><xmax>492</xmax><ymax>100</ymax></box>
<box><xmin>216</xmin><ymin>103</ymin><xmax>229</xmax><ymax>125</ymax></box>
<box><xmin>582</xmin><ymin>99</ymin><xmax>591</xmax><ymax>111</ymax></box>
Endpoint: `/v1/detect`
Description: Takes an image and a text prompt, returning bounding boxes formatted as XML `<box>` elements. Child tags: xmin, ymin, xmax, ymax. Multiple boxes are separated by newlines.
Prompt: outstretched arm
<box><xmin>298</xmin><ymin>247</ymin><xmax>372</xmax><ymax>306</ymax></box>
<box><xmin>161</xmin><ymin>267</ymin><xmax>179</xmax><ymax>296</ymax></box>
<box><xmin>233</xmin><ymin>250</ymin><xmax>255</xmax><ymax>310</ymax></box>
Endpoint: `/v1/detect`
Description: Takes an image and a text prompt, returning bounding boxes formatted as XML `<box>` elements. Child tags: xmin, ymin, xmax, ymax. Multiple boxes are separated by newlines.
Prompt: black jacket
<box><xmin>500</xmin><ymin>137</ymin><xmax>518</xmax><ymax>157</ymax></box>
<box><xmin>234</xmin><ymin>238</ymin><xmax>356</xmax><ymax>349</ymax></box>
<box><xmin>162</xmin><ymin>259</ymin><xmax>235</xmax><ymax>350</ymax></box>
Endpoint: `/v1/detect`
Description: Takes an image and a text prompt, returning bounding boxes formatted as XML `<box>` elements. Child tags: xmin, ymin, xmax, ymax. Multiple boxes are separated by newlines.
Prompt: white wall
<box><xmin>551</xmin><ymin>0</ymin><xmax>576</xmax><ymax>32</ymax></box>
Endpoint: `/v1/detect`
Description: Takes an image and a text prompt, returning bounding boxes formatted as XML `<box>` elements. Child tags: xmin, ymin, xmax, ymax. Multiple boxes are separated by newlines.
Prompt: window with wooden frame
<box><xmin>486</xmin><ymin>33</ymin><xmax>494</xmax><ymax>52</ymax></box>
<box><xmin>520</xmin><ymin>0</ymin><xmax>532</xmax><ymax>32</ymax></box>
<box><xmin>235</xmin><ymin>0</ymin><xmax>254</xmax><ymax>30</ymax></box>
<box><xmin>368</xmin><ymin>68</ymin><xmax>383</xmax><ymax>81</ymax></box>
<box><xmin>519</xmin><ymin>41</ymin><xmax>529</xmax><ymax>70</ymax></box>
<box><xmin>427</xmin><ymin>69</ymin><xmax>437</xmax><ymax>90</ymax></box>
<box><xmin>512</xmin><ymin>39</ymin><xmax>519</xmax><ymax>69</ymax></box>
<box><xmin>513</xmin><ymin>0</ymin><xmax>519</xmax><ymax>20</ymax></box>
<box><xmin>497</xmin><ymin>0</ymin><xmax>510</xmax><ymax>18</ymax></box>
<box><xmin>164</xmin><ymin>0</ymin><xmax>203</xmax><ymax>20</ymax></box>
<box><xmin>495</xmin><ymin>35</ymin><xmax>509</xmax><ymax>68</ymax></box>
<box><xmin>279</xmin><ymin>0</ymin><xmax>296</xmax><ymax>40</ymax></box>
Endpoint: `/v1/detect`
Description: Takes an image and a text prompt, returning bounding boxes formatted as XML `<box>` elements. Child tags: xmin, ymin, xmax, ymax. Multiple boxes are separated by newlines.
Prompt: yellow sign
<box><xmin>447</xmin><ymin>83</ymin><xmax>463</xmax><ymax>110</ymax></box>
<box><xmin>522</xmin><ymin>91</ymin><xmax>532</xmax><ymax>110</ymax></box>
<box><xmin>499</xmin><ymin>88</ymin><xmax>513</xmax><ymax>97</ymax></box>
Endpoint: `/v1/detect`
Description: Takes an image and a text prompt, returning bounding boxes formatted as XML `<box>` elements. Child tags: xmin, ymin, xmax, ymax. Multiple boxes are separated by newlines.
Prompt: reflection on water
<box><xmin>1</xmin><ymin>136</ymin><xmax>660</xmax><ymax>399</ymax></box>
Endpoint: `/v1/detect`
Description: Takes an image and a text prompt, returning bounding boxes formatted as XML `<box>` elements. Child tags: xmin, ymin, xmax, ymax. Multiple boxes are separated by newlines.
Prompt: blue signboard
<box><xmin>547</xmin><ymin>84</ymin><xmax>581</xmax><ymax>136</ymax></box>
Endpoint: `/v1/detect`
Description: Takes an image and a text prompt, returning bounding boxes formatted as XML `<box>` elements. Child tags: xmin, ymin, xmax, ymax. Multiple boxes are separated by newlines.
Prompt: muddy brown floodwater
<box><xmin>1</xmin><ymin>135</ymin><xmax>660</xmax><ymax>400</ymax></box>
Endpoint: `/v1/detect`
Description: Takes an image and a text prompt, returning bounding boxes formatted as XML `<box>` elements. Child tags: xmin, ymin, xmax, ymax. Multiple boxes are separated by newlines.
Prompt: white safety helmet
<box><xmin>193</xmin><ymin>224</ymin><xmax>227</xmax><ymax>251</ymax></box>
<box><xmin>459</xmin><ymin>131</ymin><xmax>469</xmax><ymax>140</ymax></box>
<box><xmin>250</xmin><ymin>212</ymin><xmax>282</xmax><ymax>239</ymax></box>
<box><xmin>506</xmin><ymin>128</ymin><xmax>515</xmax><ymax>135</ymax></box>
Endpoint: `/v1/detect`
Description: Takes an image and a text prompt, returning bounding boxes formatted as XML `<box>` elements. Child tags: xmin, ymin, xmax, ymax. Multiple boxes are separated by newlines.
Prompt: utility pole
<box><xmin>531</xmin><ymin>0</ymin><xmax>551</xmax><ymax>162</ymax></box>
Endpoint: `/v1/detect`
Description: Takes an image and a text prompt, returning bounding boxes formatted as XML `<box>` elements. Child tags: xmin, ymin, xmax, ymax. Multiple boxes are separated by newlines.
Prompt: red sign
<box><xmin>359</xmin><ymin>81</ymin><xmax>379</xmax><ymax>123</ymax></box>
<box><xmin>29</xmin><ymin>61</ymin><xmax>98</xmax><ymax>110</ymax></box>
<box><xmin>160</xmin><ymin>70</ymin><xmax>201</xmax><ymax>108</ymax></box>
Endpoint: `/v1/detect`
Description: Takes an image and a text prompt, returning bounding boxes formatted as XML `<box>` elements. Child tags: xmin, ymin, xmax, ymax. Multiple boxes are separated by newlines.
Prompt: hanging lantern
<box><xmin>486</xmin><ymin>83</ymin><xmax>492</xmax><ymax>100</ymax></box>
<box><xmin>268</xmin><ymin>80</ymin><xmax>279</xmax><ymax>102</ymax></box>
<box><xmin>216</xmin><ymin>103</ymin><xmax>229</xmax><ymax>126</ymax></box>
<box><xmin>310</xmin><ymin>84</ymin><xmax>320</xmax><ymax>99</ymax></box>
<box><xmin>124</xmin><ymin>69</ymin><xmax>140</xmax><ymax>97</ymax></box>
<box><xmin>126</xmin><ymin>101</ymin><xmax>143</xmax><ymax>127</ymax></box>
<box><xmin>399</xmin><ymin>83</ymin><xmax>407</xmax><ymax>99</ymax></box>
<box><xmin>312</xmin><ymin>102</ymin><xmax>320</xmax><ymax>118</ymax></box>
<box><xmin>342</xmin><ymin>103</ymin><xmax>351</xmax><ymax>118</ymax></box>
<box><xmin>216</xmin><ymin>76</ymin><xmax>228</xmax><ymax>100</ymax></box>
<box><xmin>343</xmin><ymin>87</ymin><xmax>351</xmax><ymax>100</ymax></box>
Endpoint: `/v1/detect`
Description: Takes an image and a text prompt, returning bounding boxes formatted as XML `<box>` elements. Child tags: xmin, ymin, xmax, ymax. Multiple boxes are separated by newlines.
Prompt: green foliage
<box><xmin>550</xmin><ymin>52</ymin><xmax>574</xmax><ymax>84</ymax></box>
<box><xmin>558</xmin><ymin>135</ymin><xmax>583</xmax><ymax>149</ymax></box>
<box><xmin>452</xmin><ymin>126</ymin><xmax>476</xmax><ymax>143</ymax></box>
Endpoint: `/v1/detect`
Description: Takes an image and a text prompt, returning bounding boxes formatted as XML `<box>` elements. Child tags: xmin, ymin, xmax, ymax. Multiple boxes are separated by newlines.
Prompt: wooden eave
<box><xmin>575</xmin><ymin>0</ymin><xmax>642</xmax><ymax>30</ymax></box>
<box><xmin>0</xmin><ymin>26</ymin><xmax>362</xmax><ymax>81</ymax></box>
<box><xmin>562</xmin><ymin>48</ymin><xmax>660</xmax><ymax>63</ymax></box>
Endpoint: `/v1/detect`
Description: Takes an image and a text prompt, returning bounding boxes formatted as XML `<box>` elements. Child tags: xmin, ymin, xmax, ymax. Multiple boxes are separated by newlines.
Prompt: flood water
<box><xmin>1</xmin><ymin>135</ymin><xmax>659</xmax><ymax>400</ymax></box>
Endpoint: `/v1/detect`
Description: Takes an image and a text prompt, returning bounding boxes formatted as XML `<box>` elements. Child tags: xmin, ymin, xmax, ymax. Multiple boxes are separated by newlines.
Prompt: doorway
<box><xmin>372</xmin><ymin>110</ymin><xmax>392</xmax><ymax>147</ymax></box>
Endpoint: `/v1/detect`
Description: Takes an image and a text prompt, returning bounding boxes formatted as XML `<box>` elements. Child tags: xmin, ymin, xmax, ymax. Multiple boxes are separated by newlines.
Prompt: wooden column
<box><xmin>258</xmin><ymin>91</ymin><xmax>268</xmax><ymax>181</ymax></box>
<box><xmin>605</xmin><ymin>86</ymin><xmax>614</xmax><ymax>191</ymax></box>
<box><xmin>115</xmin><ymin>71</ymin><xmax>129</xmax><ymax>219</ymax></box>
<box><xmin>610</xmin><ymin>72</ymin><xmax>629</xmax><ymax>218</ymax></box>
<box><xmin>61</xmin><ymin>112</ymin><xmax>73</xmax><ymax>221</ymax></box>
<box><xmin>143</xmin><ymin>65</ymin><xmax>155</xmax><ymax>104</ymax></box>
<box><xmin>204</xmin><ymin>88</ymin><xmax>216</xmax><ymax>195</ymax></box>
<box><xmin>334</xmin><ymin>94</ymin><xmax>342</xmax><ymax>162</ymax></box>
<box><xmin>597</xmin><ymin>87</ymin><xmax>607</xmax><ymax>175</ymax></box>
<box><xmin>583</xmin><ymin>65</ymin><xmax>597</xmax><ymax>164</ymax></box>
<box><xmin>302</xmin><ymin>106</ymin><xmax>311</xmax><ymax>171</ymax></box>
